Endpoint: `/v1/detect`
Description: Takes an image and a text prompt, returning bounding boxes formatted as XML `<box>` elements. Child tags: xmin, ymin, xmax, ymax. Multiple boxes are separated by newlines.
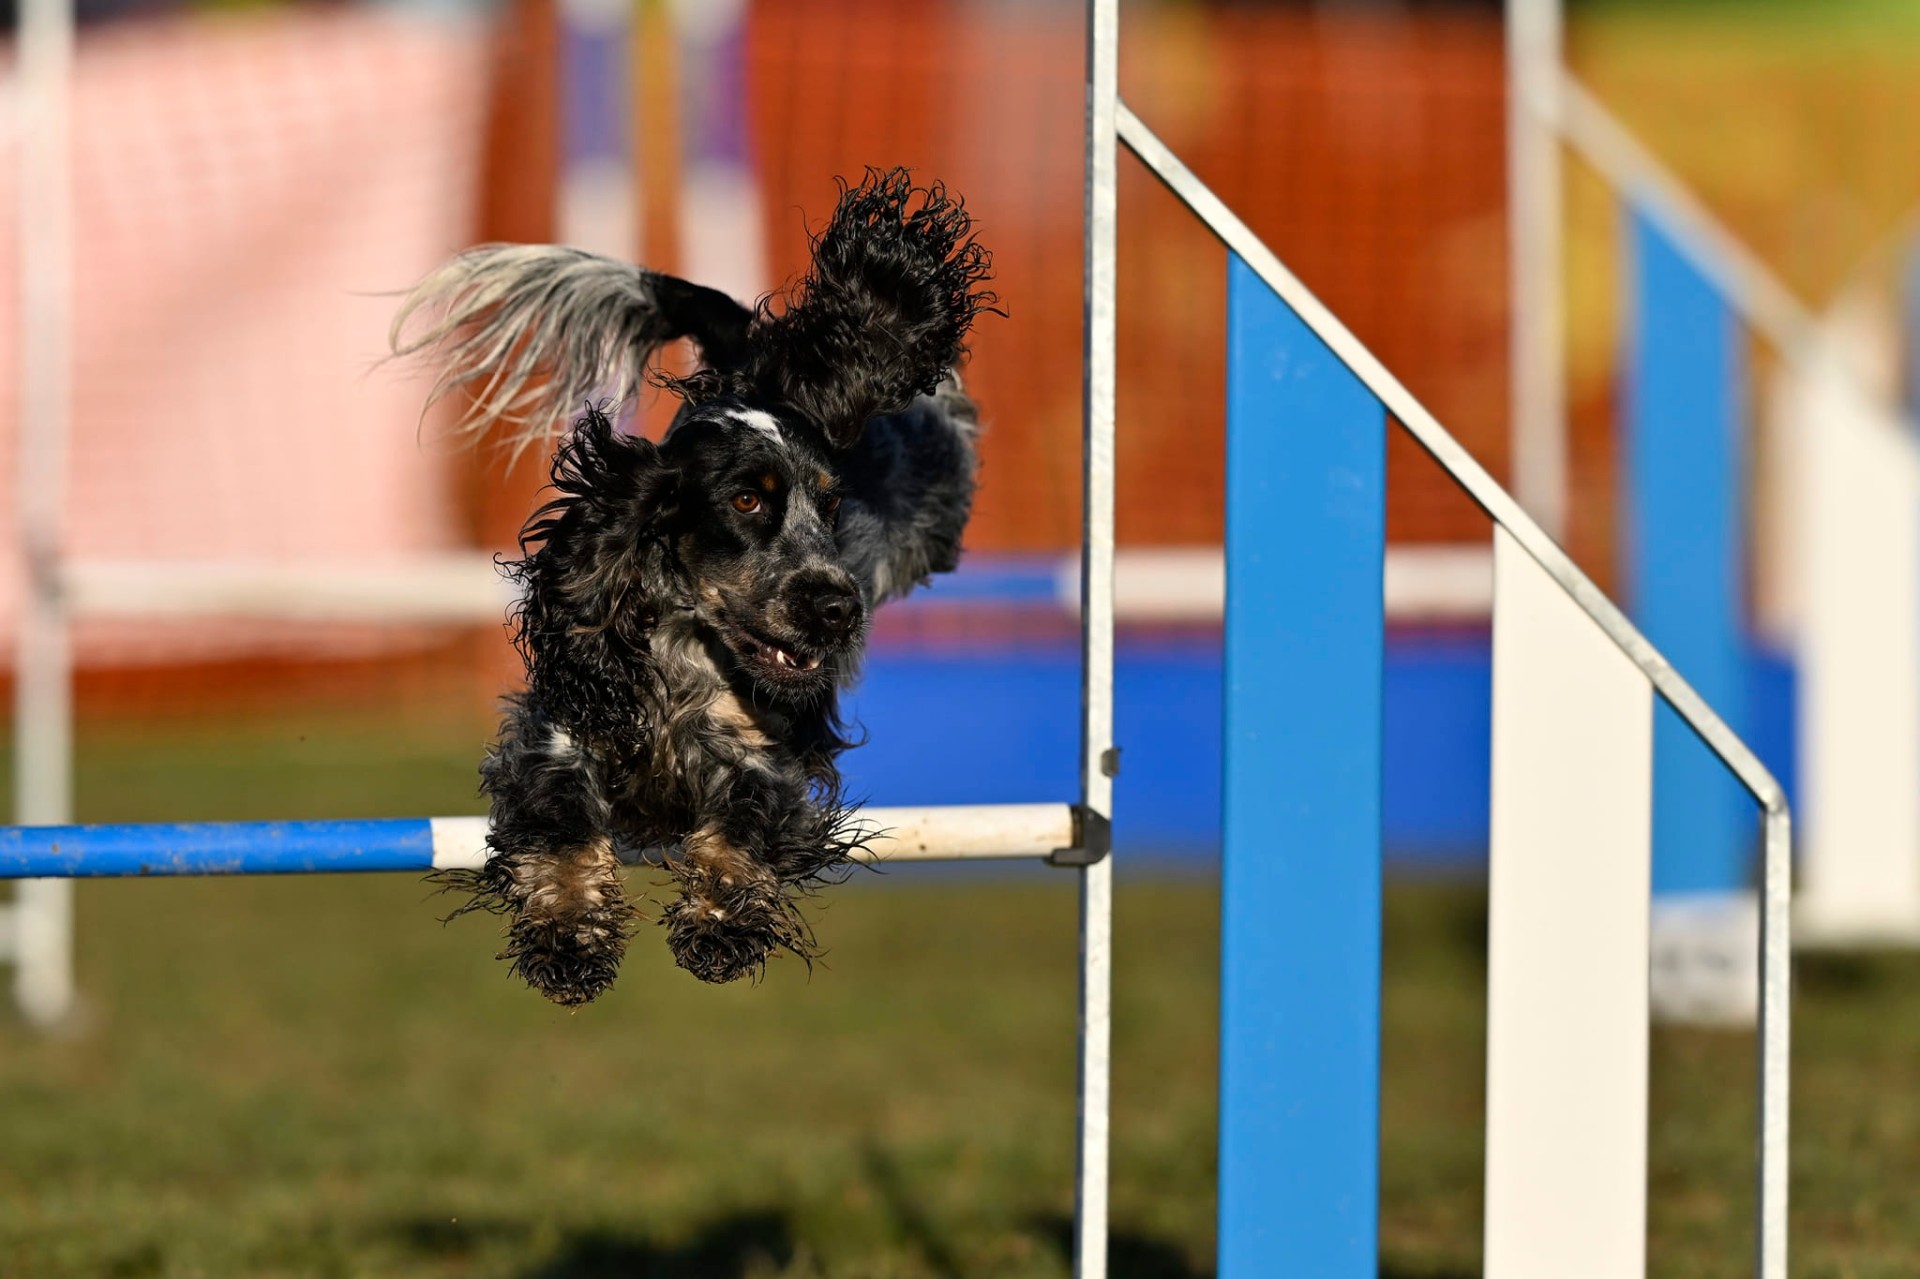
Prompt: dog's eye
<box><xmin>731</xmin><ymin>492</ymin><xmax>763</xmax><ymax>514</ymax></box>
<box><xmin>823</xmin><ymin>493</ymin><xmax>842</xmax><ymax>517</ymax></box>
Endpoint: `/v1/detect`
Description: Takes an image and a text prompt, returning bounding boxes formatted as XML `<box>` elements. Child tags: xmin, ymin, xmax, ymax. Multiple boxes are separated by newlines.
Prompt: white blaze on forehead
<box><xmin>728</xmin><ymin>409</ymin><xmax>784</xmax><ymax>441</ymax></box>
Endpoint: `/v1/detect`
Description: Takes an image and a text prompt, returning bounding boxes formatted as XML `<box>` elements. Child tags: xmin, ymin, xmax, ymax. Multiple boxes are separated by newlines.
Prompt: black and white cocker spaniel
<box><xmin>390</xmin><ymin>169</ymin><xmax>995</xmax><ymax>1005</ymax></box>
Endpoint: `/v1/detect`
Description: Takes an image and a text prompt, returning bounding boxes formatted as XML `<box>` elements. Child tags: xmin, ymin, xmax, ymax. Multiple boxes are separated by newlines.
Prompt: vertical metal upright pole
<box><xmin>13</xmin><ymin>0</ymin><xmax>78</xmax><ymax>1028</ymax></box>
<box><xmin>1757</xmin><ymin>802</ymin><xmax>1791</xmax><ymax>1279</ymax></box>
<box><xmin>1506</xmin><ymin>0</ymin><xmax>1567</xmax><ymax>538</ymax></box>
<box><xmin>1075</xmin><ymin>0</ymin><xmax>1118</xmax><ymax>1275</ymax></box>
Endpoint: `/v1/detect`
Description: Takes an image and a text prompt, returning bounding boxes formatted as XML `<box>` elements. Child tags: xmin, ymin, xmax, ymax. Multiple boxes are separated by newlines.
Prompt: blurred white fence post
<box><xmin>1789</xmin><ymin>352</ymin><xmax>1920</xmax><ymax>942</ymax></box>
<box><xmin>1506</xmin><ymin>0</ymin><xmax>1568</xmax><ymax>540</ymax></box>
<box><xmin>11</xmin><ymin>0</ymin><xmax>79</xmax><ymax>1028</ymax></box>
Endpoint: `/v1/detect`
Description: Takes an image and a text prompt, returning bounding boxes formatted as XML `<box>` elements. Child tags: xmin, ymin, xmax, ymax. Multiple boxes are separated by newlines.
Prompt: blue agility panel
<box><xmin>0</xmin><ymin>817</ymin><xmax>466</xmax><ymax>878</ymax></box>
<box><xmin>1219</xmin><ymin>254</ymin><xmax>1385</xmax><ymax>1276</ymax></box>
<box><xmin>1623</xmin><ymin>206</ymin><xmax>1752</xmax><ymax>894</ymax></box>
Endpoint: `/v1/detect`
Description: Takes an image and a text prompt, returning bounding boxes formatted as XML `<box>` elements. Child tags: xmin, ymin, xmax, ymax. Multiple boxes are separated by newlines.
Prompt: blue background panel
<box><xmin>841</xmin><ymin>632</ymin><xmax>1795</xmax><ymax>864</ymax></box>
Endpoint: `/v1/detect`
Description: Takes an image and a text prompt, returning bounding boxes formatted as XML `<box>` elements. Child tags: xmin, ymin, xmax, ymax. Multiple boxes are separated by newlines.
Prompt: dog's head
<box><xmin>499</xmin><ymin>168</ymin><xmax>993</xmax><ymax>729</ymax></box>
<box><xmin>659</xmin><ymin>400</ymin><xmax>864</xmax><ymax>701</ymax></box>
<box><xmin>511</xmin><ymin>400</ymin><xmax>863</xmax><ymax>724</ymax></box>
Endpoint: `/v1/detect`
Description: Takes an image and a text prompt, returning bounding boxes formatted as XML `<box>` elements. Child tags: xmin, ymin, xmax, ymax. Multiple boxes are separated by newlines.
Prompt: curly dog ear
<box><xmin>507</xmin><ymin>404</ymin><xmax>680</xmax><ymax>743</ymax></box>
<box><xmin>743</xmin><ymin>167</ymin><xmax>998</xmax><ymax>449</ymax></box>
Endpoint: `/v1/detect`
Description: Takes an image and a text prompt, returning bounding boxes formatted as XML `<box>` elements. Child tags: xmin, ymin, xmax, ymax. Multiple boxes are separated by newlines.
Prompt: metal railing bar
<box><xmin>1546</xmin><ymin>71</ymin><xmax>1819</xmax><ymax>362</ymax></box>
<box><xmin>1758</xmin><ymin>804</ymin><xmax>1791</xmax><ymax>1279</ymax></box>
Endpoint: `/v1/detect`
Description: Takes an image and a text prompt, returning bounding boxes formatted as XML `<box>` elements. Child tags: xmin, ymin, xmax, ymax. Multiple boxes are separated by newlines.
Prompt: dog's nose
<box><xmin>811</xmin><ymin>588</ymin><xmax>861</xmax><ymax>636</ymax></box>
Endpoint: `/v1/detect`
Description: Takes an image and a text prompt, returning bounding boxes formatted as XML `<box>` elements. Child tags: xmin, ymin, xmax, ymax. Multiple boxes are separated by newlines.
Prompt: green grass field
<box><xmin>0</xmin><ymin>707</ymin><xmax>1916</xmax><ymax>1277</ymax></box>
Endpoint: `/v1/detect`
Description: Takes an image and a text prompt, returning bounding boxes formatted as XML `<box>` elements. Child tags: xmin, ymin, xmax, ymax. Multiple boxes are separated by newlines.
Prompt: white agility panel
<box><xmin>1790</xmin><ymin>355</ymin><xmax>1920</xmax><ymax>944</ymax></box>
<box><xmin>1485</xmin><ymin>527</ymin><xmax>1654</xmax><ymax>1279</ymax></box>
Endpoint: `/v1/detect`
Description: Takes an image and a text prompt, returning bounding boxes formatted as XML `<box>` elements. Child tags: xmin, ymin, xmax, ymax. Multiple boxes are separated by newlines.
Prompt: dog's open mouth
<box><xmin>730</xmin><ymin>628</ymin><xmax>829</xmax><ymax>684</ymax></box>
<box><xmin>765</xmin><ymin>643</ymin><xmax>822</xmax><ymax>673</ymax></box>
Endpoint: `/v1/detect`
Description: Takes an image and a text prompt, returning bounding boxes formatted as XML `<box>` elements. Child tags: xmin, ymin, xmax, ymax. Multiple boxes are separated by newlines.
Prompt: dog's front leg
<box><xmin>659</xmin><ymin>822</ymin><xmax>801</xmax><ymax>984</ymax></box>
<box><xmin>661</xmin><ymin>762</ymin><xmax>859</xmax><ymax>984</ymax></box>
<box><xmin>456</xmin><ymin>714</ymin><xmax>634</xmax><ymax>1006</ymax></box>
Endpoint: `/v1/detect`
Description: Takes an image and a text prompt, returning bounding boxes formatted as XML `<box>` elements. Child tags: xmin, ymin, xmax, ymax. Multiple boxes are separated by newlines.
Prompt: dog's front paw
<box><xmin>662</xmin><ymin>832</ymin><xmax>811</xmax><ymax>983</ymax></box>
<box><xmin>504</xmin><ymin>903</ymin><xmax>631</xmax><ymax>1006</ymax></box>
<box><xmin>446</xmin><ymin>838</ymin><xmax>635</xmax><ymax>1006</ymax></box>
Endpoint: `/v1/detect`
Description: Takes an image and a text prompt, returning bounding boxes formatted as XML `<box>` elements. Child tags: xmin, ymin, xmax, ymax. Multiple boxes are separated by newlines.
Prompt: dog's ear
<box><xmin>746</xmin><ymin>168</ymin><xmax>998</xmax><ymax>449</ymax></box>
<box><xmin>507</xmin><ymin>405</ymin><xmax>678</xmax><ymax>739</ymax></box>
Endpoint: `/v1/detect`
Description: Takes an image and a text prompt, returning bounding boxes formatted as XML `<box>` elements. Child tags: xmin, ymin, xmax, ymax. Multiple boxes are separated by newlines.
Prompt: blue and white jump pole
<box><xmin>0</xmin><ymin>807</ymin><xmax>1079</xmax><ymax>880</ymax></box>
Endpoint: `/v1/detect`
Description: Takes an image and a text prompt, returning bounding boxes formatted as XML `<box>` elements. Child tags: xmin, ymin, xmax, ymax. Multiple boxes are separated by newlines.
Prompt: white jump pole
<box><xmin>12</xmin><ymin>0</ymin><xmax>79</xmax><ymax>1029</ymax></box>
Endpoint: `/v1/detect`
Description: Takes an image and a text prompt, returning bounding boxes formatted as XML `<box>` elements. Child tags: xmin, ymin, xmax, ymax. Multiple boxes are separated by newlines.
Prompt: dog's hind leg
<box><xmin>450</xmin><ymin>714</ymin><xmax>635</xmax><ymax>1006</ymax></box>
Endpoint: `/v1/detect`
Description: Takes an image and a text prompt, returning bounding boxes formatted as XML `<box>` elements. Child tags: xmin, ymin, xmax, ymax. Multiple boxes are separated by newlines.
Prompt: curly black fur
<box><xmin>395</xmin><ymin>170</ymin><xmax>993</xmax><ymax>1005</ymax></box>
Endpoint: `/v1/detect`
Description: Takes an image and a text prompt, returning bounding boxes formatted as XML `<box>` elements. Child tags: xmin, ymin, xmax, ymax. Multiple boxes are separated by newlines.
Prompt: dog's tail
<box><xmin>388</xmin><ymin>244</ymin><xmax>752</xmax><ymax>454</ymax></box>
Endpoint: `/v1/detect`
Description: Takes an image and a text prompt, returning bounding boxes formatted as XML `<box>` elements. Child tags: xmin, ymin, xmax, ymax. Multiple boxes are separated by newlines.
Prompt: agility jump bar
<box><xmin>0</xmin><ymin>803</ymin><xmax>1079</xmax><ymax>880</ymax></box>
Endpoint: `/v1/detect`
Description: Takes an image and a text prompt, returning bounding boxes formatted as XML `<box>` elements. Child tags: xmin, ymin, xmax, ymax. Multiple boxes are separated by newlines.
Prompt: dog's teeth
<box><xmin>773</xmin><ymin>648</ymin><xmax>794</xmax><ymax>668</ymax></box>
<box><xmin>803</xmin><ymin>655</ymin><xmax>821</xmax><ymax>671</ymax></box>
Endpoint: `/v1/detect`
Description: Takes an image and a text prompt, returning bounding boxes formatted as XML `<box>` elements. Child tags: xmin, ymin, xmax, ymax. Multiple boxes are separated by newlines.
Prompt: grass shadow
<box><xmin>1796</xmin><ymin>949</ymin><xmax>1910</xmax><ymax>996</ymax></box>
<box><xmin>375</xmin><ymin>1209</ymin><xmax>797</xmax><ymax>1279</ymax></box>
<box><xmin>859</xmin><ymin>1140</ymin><xmax>966</xmax><ymax>1278</ymax></box>
<box><xmin>1380</xmin><ymin>1265</ymin><xmax>1476</xmax><ymax>1279</ymax></box>
<box><xmin>1030</xmin><ymin>1213</ymin><xmax>1211</xmax><ymax>1279</ymax></box>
